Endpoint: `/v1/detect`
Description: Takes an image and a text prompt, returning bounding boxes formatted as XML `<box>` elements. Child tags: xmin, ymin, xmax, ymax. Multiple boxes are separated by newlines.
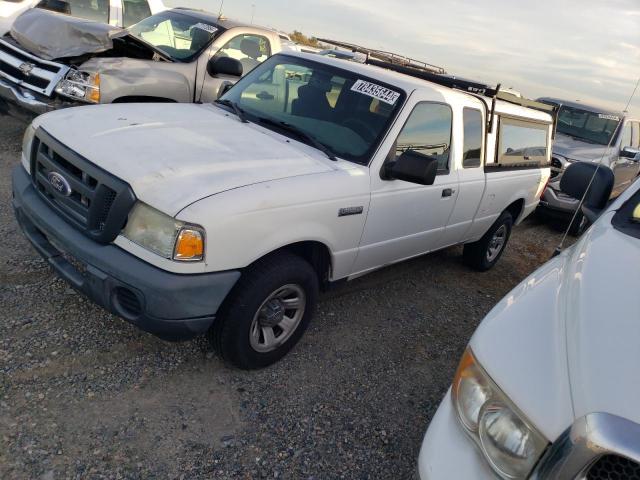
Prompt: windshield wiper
<box><xmin>256</xmin><ymin>116</ymin><xmax>337</xmax><ymax>161</ymax></box>
<box><xmin>215</xmin><ymin>99</ymin><xmax>248</xmax><ymax>123</ymax></box>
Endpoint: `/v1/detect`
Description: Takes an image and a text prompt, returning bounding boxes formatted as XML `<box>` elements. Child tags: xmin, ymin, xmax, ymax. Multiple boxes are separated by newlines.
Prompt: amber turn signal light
<box><xmin>174</xmin><ymin>228</ymin><xmax>204</xmax><ymax>261</ymax></box>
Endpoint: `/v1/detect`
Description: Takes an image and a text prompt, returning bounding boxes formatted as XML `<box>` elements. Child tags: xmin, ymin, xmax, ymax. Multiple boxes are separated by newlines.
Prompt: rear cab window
<box><xmin>462</xmin><ymin>107</ymin><xmax>483</xmax><ymax>168</ymax></box>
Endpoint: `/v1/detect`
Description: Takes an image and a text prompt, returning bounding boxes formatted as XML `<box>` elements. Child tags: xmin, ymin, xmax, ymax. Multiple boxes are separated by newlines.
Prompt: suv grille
<box><xmin>588</xmin><ymin>455</ymin><xmax>640</xmax><ymax>480</ymax></box>
<box><xmin>31</xmin><ymin>128</ymin><xmax>136</xmax><ymax>243</ymax></box>
<box><xmin>0</xmin><ymin>38</ymin><xmax>68</xmax><ymax>96</ymax></box>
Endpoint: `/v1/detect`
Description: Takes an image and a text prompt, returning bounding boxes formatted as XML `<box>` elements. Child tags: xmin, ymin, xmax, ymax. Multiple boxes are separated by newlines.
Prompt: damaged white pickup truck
<box><xmin>12</xmin><ymin>52</ymin><xmax>553</xmax><ymax>369</ymax></box>
<box><xmin>0</xmin><ymin>7</ymin><xmax>281</xmax><ymax>120</ymax></box>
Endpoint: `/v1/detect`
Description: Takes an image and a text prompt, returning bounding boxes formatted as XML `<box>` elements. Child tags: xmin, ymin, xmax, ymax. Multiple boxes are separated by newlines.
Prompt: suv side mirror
<box><xmin>560</xmin><ymin>162</ymin><xmax>614</xmax><ymax>220</ymax></box>
<box><xmin>384</xmin><ymin>150</ymin><xmax>438</xmax><ymax>185</ymax></box>
<box><xmin>207</xmin><ymin>56</ymin><xmax>243</xmax><ymax>77</ymax></box>
<box><xmin>621</xmin><ymin>146</ymin><xmax>640</xmax><ymax>160</ymax></box>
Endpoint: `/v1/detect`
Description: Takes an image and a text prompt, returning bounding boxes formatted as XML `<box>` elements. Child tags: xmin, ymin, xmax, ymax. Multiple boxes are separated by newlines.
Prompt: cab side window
<box><xmin>217</xmin><ymin>34</ymin><xmax>272</xmax><ymax>76</ymax></box>
<box><xmin>392</xmin><ymin>103</ymin><xmax>452</xmax><ymax>174</ymax></box>
<box><xmin>122</xmin><ymin>0</ymin><xmax>152</xmax><ymax>28</ymax></box>
<box><xmin>462</xmin><ymin>108</ymin><xmax>483</xmax><ymax>168</ymax></box>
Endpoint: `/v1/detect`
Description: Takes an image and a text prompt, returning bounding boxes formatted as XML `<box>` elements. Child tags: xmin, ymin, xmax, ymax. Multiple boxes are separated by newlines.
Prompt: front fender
<box><xmin>176</xmin><ymin>168</ymin><xmax>371</xmax><ymax>280</ymax></box>
<box><xmin>81</xmin><ymin>58</ymin><xmax>194</xmax><ymax>103</ymax></box>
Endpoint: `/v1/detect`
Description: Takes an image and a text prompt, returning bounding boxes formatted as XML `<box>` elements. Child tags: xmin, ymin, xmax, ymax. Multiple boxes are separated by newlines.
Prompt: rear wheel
<box><xmin>209</xmin><ymin>252</ymin><xmax>319</xmax><ymax>369</ymax></box>
<box><xmin>463</xmin><ymin>212</ymin><xmax>513</xmax><ymax>271</ymax></box>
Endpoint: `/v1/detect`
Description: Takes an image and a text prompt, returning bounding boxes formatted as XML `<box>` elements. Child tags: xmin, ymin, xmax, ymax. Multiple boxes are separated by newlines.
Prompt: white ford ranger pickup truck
<box><xmin>416</xmin><ymin>162</ymin><xmax>640</xmax><ymax>479</ymax></box>
<box><xmin>12</xmin><ymin>52</ymin><xmax>553</xmax><ymax>369</ymax></box>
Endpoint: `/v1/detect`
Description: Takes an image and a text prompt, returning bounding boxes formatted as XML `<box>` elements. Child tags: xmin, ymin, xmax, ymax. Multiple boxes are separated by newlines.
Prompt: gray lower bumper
<box><xmin>538</xmin><ymin>184</ymin><xmax>580</xmax><ymax>217</ymax></box>
<box><xmin>0</xmin><ymin>77</ymin><xmax>79</xmax><ymax>122</ymax></box>
<box><xmin>12</xmin><ymin>165</ymin><xmax>241</xmax><ymax>341</ymax></box>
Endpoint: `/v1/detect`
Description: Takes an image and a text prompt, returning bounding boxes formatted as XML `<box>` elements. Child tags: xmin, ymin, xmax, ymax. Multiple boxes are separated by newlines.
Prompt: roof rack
<box><xmin>316</xmin><ymin>38</ymin><xmax>447</xmax><ymax>75</ymax></box>
<box><xmin>365</xmin><ymin>58</ymin><xmax>555</xmax><ymax>115</ymax></box>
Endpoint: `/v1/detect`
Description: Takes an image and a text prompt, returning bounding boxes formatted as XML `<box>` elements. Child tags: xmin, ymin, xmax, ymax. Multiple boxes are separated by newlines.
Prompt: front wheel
<box><xmin>463</xmin><ymin>212</ymin><xmax>513</xmax><ymax>271</ymax></box>
<box><xmin>209</xmin><ymin>252</ymin><xmax>319</xmax><ymax>369</ymax></box>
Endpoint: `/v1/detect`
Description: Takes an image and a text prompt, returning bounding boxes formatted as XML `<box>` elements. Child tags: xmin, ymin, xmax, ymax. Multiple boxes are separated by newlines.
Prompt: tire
<box><xmin>209</xmin><ymin>252</ymin><xmax>319</xmax><ymax>370</ymax></box>
<box><xmin>463</xmin><ymin>212</ymin><xmax>513</xmax><ymax>271</ymax></box>
<box><xmin>567</xmin><ymin>210</ymin><xmax>589</xmax><ymax>237</ymax></box>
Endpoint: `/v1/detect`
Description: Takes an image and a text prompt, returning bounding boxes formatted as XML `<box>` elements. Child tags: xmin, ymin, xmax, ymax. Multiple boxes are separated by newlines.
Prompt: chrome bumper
<box><xmin>538</xmin><ymin>183</ymin><xmax>580</xmax><ymax>216</ymax></box>
<box><xmin>0</xmin><ymin>77</ymin><xmax>78</xmax><ymax>120</ymax></box>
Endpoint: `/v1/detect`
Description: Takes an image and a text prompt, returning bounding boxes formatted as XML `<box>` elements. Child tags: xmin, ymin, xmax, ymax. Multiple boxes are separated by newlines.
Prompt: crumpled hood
<box><xmin>0</xmin><ymin>0</ymin><xmax>35</xmax><ymax>35</ymax></box>
<box><xmin>471</xmin><ymin>209</ymin><xmax>640</xmax><ymax>441</ymax></box>
<box><xmin>34</xmin><ymin>103</ymin><xmax>336</xmax><ymax>216</ymax></box>
<box><xmin>10</xmin><ymin>8</ymin><xmax>126</xmax><ymax>60</ymax></box>
<box><xmin>552</xmin><ymin>132</ymin><xmax>611</xmax><ymax>162</ymax></box>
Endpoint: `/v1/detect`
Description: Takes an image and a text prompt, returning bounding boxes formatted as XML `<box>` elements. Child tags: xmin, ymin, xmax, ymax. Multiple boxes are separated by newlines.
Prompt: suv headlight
<box><xmin>55</xmin><ymin>70</ymin><xmax>100</xmax><ymax>103</ymax></box>
<box><xmin>452</xmin><ymin>348</ymin><xmax>548</xmax><ymax>479</ymax></box>
<box><xmin>122</xmin><ymin>202</ymin><xmax>205</xmax><ymax>262</ymax></box>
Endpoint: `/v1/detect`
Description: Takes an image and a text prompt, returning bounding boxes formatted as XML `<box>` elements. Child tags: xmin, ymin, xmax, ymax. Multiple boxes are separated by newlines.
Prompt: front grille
<box><xmin>0</xmin><ymin>38</ymin><xmax>68</xmax><ymax>96</ymax></box>
<box><xmin>588</xmin><ymin>455</ymin><xmax>640</xmax><ymax>480</ymax></box>
<box><xmin>550</xmin><ymin>157</ymin><xmax>563</xmax><ymax>179</ymax></box>
<box><xmin>31</xmin><ymin>128</ymin><xmax>136</xmax><ymax>244</ymax></box>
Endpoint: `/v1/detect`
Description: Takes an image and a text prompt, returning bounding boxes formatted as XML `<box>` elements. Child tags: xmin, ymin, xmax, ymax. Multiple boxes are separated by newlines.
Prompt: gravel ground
<box><xmin>1</xmin><ymin>113</ymin><xmax>572</xmax><ymax>479</ymax></box>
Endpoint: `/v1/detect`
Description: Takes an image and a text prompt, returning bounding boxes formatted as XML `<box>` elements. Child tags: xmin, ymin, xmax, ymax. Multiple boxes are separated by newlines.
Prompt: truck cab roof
<box><xmin>537</xmin><ymin>97</ymin><xmax>625</xmax><ymax>119</ymax></box>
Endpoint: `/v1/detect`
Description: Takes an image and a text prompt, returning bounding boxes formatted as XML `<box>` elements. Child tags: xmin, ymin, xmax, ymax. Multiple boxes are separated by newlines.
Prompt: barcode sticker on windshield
<box><xmin>351</xmin><ymin>80</ymin><xmax>400</xmax><ymax>105</ymax></box>
<box><xmin>598</xmin><ymin>114</ymin><xmax>620</xmax><ymax>121</ymax></box>
<box><xmin>193</xmin><ymin>23</ymin><xmax>218</xmax><ymax>34</ymax></box>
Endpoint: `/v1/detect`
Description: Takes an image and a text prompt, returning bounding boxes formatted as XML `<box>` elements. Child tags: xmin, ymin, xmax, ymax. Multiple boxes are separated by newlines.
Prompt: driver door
<box><xmin>197</xmin><ymin>31</ymin><xmax>273</xmax><ymax>103</ymax></box>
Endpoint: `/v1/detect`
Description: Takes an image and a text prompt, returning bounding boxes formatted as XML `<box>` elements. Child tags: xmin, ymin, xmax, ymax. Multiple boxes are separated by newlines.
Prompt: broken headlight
<box><xmin>55</xmin><ymin>70</ymin><xmax>100</xmax><ymax>103</ymax></box>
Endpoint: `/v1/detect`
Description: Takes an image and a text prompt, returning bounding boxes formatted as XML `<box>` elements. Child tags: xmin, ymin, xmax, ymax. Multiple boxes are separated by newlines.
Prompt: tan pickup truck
<box><xmin>0</xmin><ymin>7</ymin><xmax>282</xmax><ymax>120</ymax></box>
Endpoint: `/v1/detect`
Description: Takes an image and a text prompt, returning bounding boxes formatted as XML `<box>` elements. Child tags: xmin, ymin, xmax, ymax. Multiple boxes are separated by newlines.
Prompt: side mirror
<box><xmin>207</xmin><ymin>56</ymin><xmax>243</xmax><ymax>77</ymax></box>
<box><xmin>217</xmin><ymin>81</ymin><xmax>234</xmax><ymax>98</ymax></box>
<box><xmin>621</xmin><ymin>146</ymin><xmax>640</xmax><ymax>160</ymax></box>
<box><xmin>560</xmin><ymin>162</ymin><xmax>614</xmax><ymax>220</ymax></box>
<box><xmin>384</xmin><ymin>150</ymin><xmax>439</xmax><ymax>186</ymax></box>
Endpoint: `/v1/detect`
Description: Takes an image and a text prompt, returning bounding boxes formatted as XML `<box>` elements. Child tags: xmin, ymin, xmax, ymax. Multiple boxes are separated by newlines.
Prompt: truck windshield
<box><xmin>128</xmin><ymin>11</ymin><xmax>222</xmax><ymax>62</ymax></box>
<box><xmin>556</xmin><ymin>106</ymin><xmax>621</xmax><ymax>146</ymax></box>
<box><xmin>219</xmin><ymin>55</ymin><xmax>406</xmax><ymax>164</ymax></box>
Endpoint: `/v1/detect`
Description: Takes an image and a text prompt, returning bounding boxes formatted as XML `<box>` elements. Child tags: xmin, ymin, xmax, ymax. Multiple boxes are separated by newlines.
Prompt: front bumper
<box><xmin>0</xmin><ymin>76</ymin><xmax>79</xmax><ymax>122</ymax></box>
<box><xmin>417</xmin><ymin>390</ymin><xmax>497</xmax><ymax>479</ymax></box>
<box><xmin>12</xmin><ymin>165</ymin><xmax>241</xmax><ymax>340</ymax></box>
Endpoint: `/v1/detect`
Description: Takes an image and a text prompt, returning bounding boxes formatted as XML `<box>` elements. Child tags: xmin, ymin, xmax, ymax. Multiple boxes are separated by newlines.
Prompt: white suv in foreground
<box><xmin>417</xmin><ymin>162</ymin><xmax>640</xmax><ymax>479</ymax></box>
<box><xmin>13</xmin><ymin>52</ymin><xmax>552</xmax><ymax>369</ymax></box>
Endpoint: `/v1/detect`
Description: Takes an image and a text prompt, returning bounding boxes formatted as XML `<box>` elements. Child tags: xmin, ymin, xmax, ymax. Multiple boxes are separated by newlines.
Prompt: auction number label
<box><xmin>351</xmin><ymin>80</ymin><xmax>401</xmax><ymax>105</ymax></box>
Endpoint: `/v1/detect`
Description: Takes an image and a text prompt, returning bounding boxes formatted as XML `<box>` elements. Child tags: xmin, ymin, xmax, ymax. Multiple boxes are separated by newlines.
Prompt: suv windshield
<box><xmin>219</xmin><ymin>55</ymin><xmax>406</xmax><ymax>164</ymax></box>
<box><xmin>128</xmin><ymin>11</ymin><xmax>222</xmax><ymax>61</ymax></box>
<box><xmin>556</xmin><ymin>106</ymin><xmax>621</xmax><ymax>145</ymax></box>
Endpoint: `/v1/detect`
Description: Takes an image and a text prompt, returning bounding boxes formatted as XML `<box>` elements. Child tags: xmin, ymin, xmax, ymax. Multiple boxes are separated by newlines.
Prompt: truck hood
<box><xmin>34</xmin><ymin>103</ymin><xmax>336</xmax><ymax>216</ymax></box>
<box><xmin>9</xmin><ymin>8</ymin><xmax>167</xmax><ymax>62</ymax></box>
<box><xmin>471</xmin><ymin>210</ymin><xmax>640</xmax><ymax>441</ymax></box>
<box><xmin>552</xmin><ymin>132</ymin><xmax>611</xmax><ymax>162</ymax></box>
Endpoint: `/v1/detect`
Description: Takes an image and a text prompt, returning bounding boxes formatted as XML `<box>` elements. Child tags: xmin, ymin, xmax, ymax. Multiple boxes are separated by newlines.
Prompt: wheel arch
<box><xmin>504</xmin><ymin>198</ymin><xmax>525</xmax><ymax>223</ymax></box>
<box><xmin>249</xmin><ymin>241</ymin><xmax>333</xmax><ymax>290</ymax></box>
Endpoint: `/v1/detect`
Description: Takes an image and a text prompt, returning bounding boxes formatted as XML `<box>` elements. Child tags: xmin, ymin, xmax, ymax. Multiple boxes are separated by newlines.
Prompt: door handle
<box><xmin>442</xmin><ymin>188</ymin><xmax>455</xmax><ymax>198</ymax></box>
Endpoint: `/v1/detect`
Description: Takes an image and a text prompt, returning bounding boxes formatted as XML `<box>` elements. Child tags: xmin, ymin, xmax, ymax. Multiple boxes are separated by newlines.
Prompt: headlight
<box><xmin>55</xmin><ymin>70</ymin><xmax>100</xmax><ymax>103</ymax></box>
<box><xmin>122</xmin><ymin>202</ymin><xmax>205</xmax><ymax>262</ymax></box>
<box><xmin>452</xmin><ymin>348</ymin><xmax>548</xmax><ymax>479</ymax></box>
<box><xmin>21</xmin><ymin>123</ymin><xmax>36</xmax><ymax>172</ymax></box>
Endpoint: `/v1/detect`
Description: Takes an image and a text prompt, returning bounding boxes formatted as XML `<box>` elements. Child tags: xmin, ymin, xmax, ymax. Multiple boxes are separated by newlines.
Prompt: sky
<box><xmin>166</xmin><ymin>0</ymin><xmax>640</xmax><ymax>115</ymax></box>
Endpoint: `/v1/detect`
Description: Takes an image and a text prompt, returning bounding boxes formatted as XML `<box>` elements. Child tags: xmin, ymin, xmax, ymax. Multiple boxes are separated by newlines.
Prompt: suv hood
<box><xmin>552</xmin><ymin>132</ymin><xmax>611</xmax><ymax>162</ymax></box>
<box><xmin>471</xmin><ymin>208</ymin><xmax>640</xmax><ymax>441</ymax></box>
<box><xmin>34</xmin><ymin>103</ymin><xmax>336</xmax><ymax>216</ymax></box>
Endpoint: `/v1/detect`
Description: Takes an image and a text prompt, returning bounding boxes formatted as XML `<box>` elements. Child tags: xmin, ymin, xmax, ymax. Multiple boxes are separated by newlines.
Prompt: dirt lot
<box><xmin>1</xmin><ymin>113</ymin><xmax>570</xmax><ymax>479</ymax></box>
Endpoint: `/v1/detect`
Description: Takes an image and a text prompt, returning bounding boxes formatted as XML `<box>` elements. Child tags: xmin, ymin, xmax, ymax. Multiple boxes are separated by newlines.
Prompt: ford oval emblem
<box><xmin>47</xmin><ymin>172</ymin><xmax>72</xmax><ymax>197</ymax></box>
